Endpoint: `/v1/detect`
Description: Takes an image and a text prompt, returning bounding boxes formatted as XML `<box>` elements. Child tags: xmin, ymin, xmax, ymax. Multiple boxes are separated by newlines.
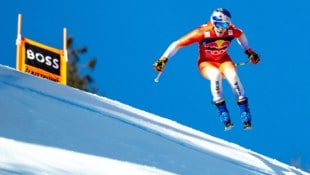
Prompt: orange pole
<box><xmin>62</xmin><ymin>27</ymin><xmax>68</xmax><ymax>84</ymax></box>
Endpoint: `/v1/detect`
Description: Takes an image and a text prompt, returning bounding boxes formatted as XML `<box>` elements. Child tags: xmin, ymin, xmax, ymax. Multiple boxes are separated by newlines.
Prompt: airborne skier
<box><xmin>153</xmin><ymin>8</ymin><xmax>260</xmax><ymax>130</ymax></box>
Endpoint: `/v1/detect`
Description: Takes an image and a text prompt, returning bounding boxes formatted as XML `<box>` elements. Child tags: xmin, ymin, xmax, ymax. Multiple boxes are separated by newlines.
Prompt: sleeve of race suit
<box><xmin>236</xmin><ymin>33</ymin><xmax>250</xmax><ymax>51</ymax></box>
<box><xmin>162</xmin><ymin>27</ymin><xmax>203</xmax><ymax>59</ymax></box>
<box><xmin>162</xmin><ymin>41</ymin><xmax>180</xmax><ymax>59</ymax></box>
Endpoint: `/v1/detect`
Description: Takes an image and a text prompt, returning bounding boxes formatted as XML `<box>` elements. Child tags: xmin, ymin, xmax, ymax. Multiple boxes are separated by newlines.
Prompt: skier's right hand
<box><xmin>153</xmin><ymin>57</ymin><xmax>168</xmax><ymax>72</ymax></box>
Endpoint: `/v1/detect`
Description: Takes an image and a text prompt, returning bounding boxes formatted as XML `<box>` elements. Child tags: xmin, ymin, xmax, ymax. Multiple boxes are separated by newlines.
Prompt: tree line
<box><xmin>66</xmin><ymin>37</ymin><xmax>103</xmax><ymax>96</ymax></box>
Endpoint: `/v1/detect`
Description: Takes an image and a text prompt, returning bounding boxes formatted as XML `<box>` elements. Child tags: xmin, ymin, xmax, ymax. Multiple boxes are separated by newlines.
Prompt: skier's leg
<box><xmin>220</xmin><ymin>61</ymin><xmax>246</xmax><ymax>100</ymax></box>
<box><xmin>221</xmin><ymin>61</ymin><xmax>252</xmax><ymax>129</ymax></box>
<box><xmin>214</xmin><ymin>100</ymin><xmax>234</xmax><ymax>130</ymax></box>
<box><xmin>199</xmin><ymin>62</ymin><xmax>233</xmax><ymax>130</ymax></box>
<box><xmin>237</xmin><ymin>98</ymin><xmax>252</xmax><ymax>129</ymax></box>
<box><xmin>199</xmin><ymin>61</ymin><xmax>224</xmax><ymax>102</ymax></box>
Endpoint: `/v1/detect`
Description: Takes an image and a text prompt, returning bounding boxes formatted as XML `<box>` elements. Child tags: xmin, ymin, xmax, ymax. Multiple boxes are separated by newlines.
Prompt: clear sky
<box><xmin>2</xmin><ymin>0</ymin><xmax>310</xmax><ymax>172</ymax></box>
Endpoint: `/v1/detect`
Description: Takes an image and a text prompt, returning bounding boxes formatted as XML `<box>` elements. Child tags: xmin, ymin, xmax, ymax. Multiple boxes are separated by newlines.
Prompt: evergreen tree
<box><xmin>66</xmin><ymin>36</ymin><xmax>101</xmax><ymax>95</ymax></box>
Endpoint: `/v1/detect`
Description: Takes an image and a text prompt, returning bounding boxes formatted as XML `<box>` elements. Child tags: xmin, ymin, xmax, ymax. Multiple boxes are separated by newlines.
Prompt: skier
<box><xmin>153</xmin><ymin>8</ymin><xmax>260</xmax><ymax>130</ymax></box>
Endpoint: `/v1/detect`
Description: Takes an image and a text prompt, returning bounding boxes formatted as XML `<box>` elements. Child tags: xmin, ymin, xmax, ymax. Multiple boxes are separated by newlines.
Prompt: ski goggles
<box><xmin>213</xmin><ymin>22</ymin><xmax>229</xmax><ymax>29</ymax></box>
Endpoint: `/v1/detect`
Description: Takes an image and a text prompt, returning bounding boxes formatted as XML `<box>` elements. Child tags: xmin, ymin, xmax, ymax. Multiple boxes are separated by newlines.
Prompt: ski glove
<box><xmin>245</xmin><ymin>48</ymin><xmax>260</xmax><ymax>64</ymax></box>
<box><xmin>153</xmin><ymin>57</ymin><xmax>168</xmax><ymax>72</ymax></box>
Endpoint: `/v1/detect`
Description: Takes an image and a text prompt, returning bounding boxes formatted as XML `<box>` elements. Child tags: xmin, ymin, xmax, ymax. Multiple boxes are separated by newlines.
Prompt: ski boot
<box><xmin>215</xmin><ymin>100</ymin><xmax>234</xmax><ymax>130</ymax></box>
<box><xmin>237</xmin><ymin>98</ymin><xmax>252</xmax><ymax>130</ymax></box>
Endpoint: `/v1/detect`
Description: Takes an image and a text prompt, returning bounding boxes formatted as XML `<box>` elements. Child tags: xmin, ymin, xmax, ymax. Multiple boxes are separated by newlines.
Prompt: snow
<box><xmin>0</xmin><ymin>65</ymin><xmax>308</xmax><ymax>175</ymax></box>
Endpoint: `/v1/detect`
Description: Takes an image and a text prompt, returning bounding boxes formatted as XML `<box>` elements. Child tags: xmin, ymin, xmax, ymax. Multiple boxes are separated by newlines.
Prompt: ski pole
<box><xmin>235</xmin><ymin>60</ymin><xmax>250</xmax><ymax>67</ymax></box>
<box><xmin>154</xmin><ymin>71</ymin><xmax>163</xmax><ymax>83</ymax></box>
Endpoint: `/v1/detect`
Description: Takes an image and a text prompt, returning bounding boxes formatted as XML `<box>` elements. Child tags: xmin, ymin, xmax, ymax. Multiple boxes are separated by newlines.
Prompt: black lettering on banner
<box><xmin>25</xmin><ymin>42</ymin><xmax>61</xmax><ymax>75</ymax></box>
<box><xmin>25</xmin><ymin>66</ymin><xmax>59</xmax><ymax>82</ymax></box>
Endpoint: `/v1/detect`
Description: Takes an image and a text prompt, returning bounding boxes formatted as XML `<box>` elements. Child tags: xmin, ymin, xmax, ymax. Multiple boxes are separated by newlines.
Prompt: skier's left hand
<box><xmin>245</xmin><ymin>48</ymin><xmax>260</xmax><ymax>64</ymax></box>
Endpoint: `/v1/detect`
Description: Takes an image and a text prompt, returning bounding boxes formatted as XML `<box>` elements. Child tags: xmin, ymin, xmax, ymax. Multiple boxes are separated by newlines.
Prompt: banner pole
<box><xmin>63</xmin><ymin>27</ymin><xmax>68</xmax><ymax>61</ymax></box>
<box><xmin>63</xmin><ymin>27</ymin><xmax>68</xmax><ymax>84</ymax></box>
<box><xmin>16</xmin><ymin>13</ymin><xmax>22</xmax><ymax>70</ymax></box>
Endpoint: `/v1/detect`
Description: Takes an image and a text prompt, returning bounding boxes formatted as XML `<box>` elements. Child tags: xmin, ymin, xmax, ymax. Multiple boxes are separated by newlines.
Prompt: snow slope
<box><xmin>0</xmin><ymin>65</ymin><xmax>308</xmax><ymax>175</ymax></box>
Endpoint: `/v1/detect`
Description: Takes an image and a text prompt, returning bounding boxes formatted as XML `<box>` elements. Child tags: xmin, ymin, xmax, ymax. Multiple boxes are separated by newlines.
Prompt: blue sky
<box><xmin>2</xmin><ymin>0</ymin><xmax>310</xmax><ymax>172</ymax></box>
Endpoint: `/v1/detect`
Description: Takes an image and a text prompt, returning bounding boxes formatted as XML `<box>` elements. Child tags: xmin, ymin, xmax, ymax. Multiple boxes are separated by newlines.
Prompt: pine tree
<box><xmin>66</xmin><ymin>36</ymin><xmax>102</xmax><ymax>95</ymax></box>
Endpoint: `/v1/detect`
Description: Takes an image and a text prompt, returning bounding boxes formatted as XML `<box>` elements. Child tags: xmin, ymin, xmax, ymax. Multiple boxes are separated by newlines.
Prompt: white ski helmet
<box><xmin>210</xmin><ymin>8</ymin><xmax>231</xmax><ymax>29</ymax></box>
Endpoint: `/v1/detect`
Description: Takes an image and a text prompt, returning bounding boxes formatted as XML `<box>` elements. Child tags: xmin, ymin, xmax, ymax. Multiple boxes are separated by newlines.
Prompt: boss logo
<box><xmin>26</xmin><ymin>49</ymin><xmax>60</xmax><ymax>69</ymax></box>
<box><xmin>25</xmin><ymin>42</ymin><xmax>61</xmax><ymax>75</ymax></box>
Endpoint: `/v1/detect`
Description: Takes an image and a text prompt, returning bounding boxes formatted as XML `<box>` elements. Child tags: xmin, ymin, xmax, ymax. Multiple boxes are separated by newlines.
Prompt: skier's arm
<box><xmin>162</xmin><ymin>41</ymin><xmax>181</xmax><ymax>59</ymax></box>
<box><xmin>163</xmin><ymin>28</ymin><xmax>202</xmax><ymax>59</ymax></box>
<box><xmin>153</xmin><ymin>41</ymin><xmax>179</xmax><ymax>72</ymax></box>
<box><xmin>153</xmin><ymin>42</ymin><xmax>181</xmax><ymax>72</ymax></box>
<box><xmin>153</xmin><ymin>28</ymin><xmax>203</xmax><ymax>72</ymax></box>
<box><xmin>236</xmin><ymin>33</ymin><xmax>250</xmax><ymax>51</ymax></box>
<box><xmin>237</xmin><ymin>33</ymin><xmax>260</xmax><ymax>64</ymax></box>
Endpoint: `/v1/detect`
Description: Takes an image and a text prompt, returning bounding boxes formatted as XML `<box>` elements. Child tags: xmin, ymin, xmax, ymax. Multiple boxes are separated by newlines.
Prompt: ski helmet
<box><xmin>210</xmin><ymin>8</ymin><xmax>231</xmax><ymax>29</ymax></box>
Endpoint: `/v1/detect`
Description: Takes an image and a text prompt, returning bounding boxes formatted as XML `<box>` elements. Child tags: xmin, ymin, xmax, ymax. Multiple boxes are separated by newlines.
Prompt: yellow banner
<box><xmin>17</xmin><ymin>37</ymin><xmax>67</xmax><ymax>85</ymax></box>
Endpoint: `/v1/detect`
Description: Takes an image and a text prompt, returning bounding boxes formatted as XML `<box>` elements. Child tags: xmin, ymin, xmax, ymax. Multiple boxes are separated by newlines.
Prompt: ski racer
<box><xmin>153</xmin><ymin>8</ymin><xmax>260</xmax><ymax>130</ymax></box>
